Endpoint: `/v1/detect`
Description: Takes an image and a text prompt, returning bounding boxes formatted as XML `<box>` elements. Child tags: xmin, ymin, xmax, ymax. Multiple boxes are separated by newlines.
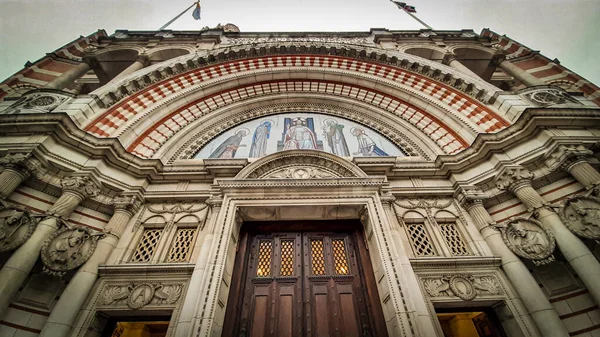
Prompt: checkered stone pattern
<box><xmin>167</xmin><ymin>228</ymin><xmax>196</xmax><ymax>263</ymax></box>
<box><xmin>310</xmin><ymin>239</ymin><xmax>326</xmax><ymax>275</ymax></box>
<box><xmin>332</xmin><ymin>239</ymin><xmax>349</xmax><ymax>275</ymax></box>
<box><xmin>131</xmin><ymin>228</ymin><xmax>163</xmax><ymax>263</ymax></box>
<box><xmin>256</xmin><ymin>240</ymin><xmax>272</xmax><ymax>277</ymax></box>
<box><xmin>280</xmin><ymin>240</ymin><xmax>295</xmax><ymax>276</ymax></box>
<box><xmin>85</xmin><ymin>55</ymin><xmax>508</xmax><ymax>149</ymax></box>
<box><xmin>127</xmin><ymin>80</ymin><xmax>468</xmax><ymax>158</ymax></box>
<box><xmin>406</xmin><ymin>223</ymin><xmax>437</xmax><ymax>257</ymax></box>
<box><xmin>438</xmin><ymin>222</ymin><xmax>471</xmax><ymax>256</ymax></box>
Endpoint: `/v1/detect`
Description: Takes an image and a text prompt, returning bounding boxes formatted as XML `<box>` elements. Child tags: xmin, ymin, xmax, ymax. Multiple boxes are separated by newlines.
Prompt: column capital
<box><xmin>0</xmin><ymin>152</ymin><xmax>32</xmax><ymax>176</ymax></box>
<box><xmin>495</xmin><ymin>166</ymin><xmax>534</xmax><ymax>193</ymax></box>
<box><xmin>454</xmin><ymin>185</ymin><xmax>487</xmax><ymax>210</ymax></box>
<box><xmin>379</xmin><ymin>187</ymin><xmax>395</xmax><ymax>205</ymax></box>
<box><xmin>136</xmin><ymin>54</ymin><xmax>151</xmax><ymax>67</ymax></box>
<box><xmin>442</xmin><ymin>53</ymin><xmax>457</xmax><ymax>66</ymax></box>
<box><xmin>544</xmin><ymin>144</ymin><xmax>594</xmax><ymax>172</ymax></box>
<box><xmin>111</xmin><ymin>194</ymin><xmax>143</xmax><ymax>215</ymax></box>
<box><xmin>490</xmin><ymin>54</ymin><xmax>507</xmax><ymax>67</ymax></box>
<box><xmin>60</xmin><ymin>176</ymin><xmax>101</xmax><ymax>200</ymax></box>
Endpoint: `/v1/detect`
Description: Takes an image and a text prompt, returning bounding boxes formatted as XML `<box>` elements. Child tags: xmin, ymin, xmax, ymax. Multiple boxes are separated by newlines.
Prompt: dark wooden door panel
<box><xmin>222</xmin><ymin>223</ymin><xmax>389</xmax><ymax>337</ymax></box>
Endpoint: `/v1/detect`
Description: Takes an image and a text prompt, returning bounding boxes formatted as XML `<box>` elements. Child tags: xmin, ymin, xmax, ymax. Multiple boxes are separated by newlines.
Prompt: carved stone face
<box><xmin>560</xmin><ymin>196</ymin><xmax>600</xmax><ymax>240</ymax></box>
<box><xmin>501</xmin><ymin>218</ymin><xmax>556</xmax><ymax>265</ymax></box>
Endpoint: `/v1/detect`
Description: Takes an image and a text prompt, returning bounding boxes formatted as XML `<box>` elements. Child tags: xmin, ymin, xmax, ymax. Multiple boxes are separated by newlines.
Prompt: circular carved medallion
<box><xmin>40</xmin><ymin>227</ymin><xmax>98</xmax><ymax>274</ymax></box>
<box><xmin>560</xmin><ymin>196</ymin><xmax>600</xmax><ymax>240</ymax></box>
<box><xmin>128</xmin><ymin>284</ymin><xmax>156</xmax><ymax>309</ymax></box>
<box><xmin>0</xmin><ymin>208</ymin><xmax>37</xmax><ymax>252</ymax></box>
<box><xmin>500</xmin><ymin>218</ymin><xmax>556</xmax><ymax>264</ymax></box>
<box><xmin>449</xmin><ymin>275</ymin><xmax>476</xmax><ymax>301</ymax></box>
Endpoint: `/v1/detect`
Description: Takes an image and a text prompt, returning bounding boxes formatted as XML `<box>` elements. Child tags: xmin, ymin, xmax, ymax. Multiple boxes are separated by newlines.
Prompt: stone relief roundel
<box><xmin>0</xmin><ymin>207</ymin><xmax>38</xmax><ymax>252</ymax></box>
<box><xmin>500</xmin><ymin>218</ymin><xmax>556</xmax><ymax>265</ymax></box>
<box><xmin>40</xmin><ymin>227</ymin><xmax>98</xmax><ymax>275</ymax></box>
<box><xmin>194</xmin><ymin>112</ymin><xmax>406</xmax><ymax>160</ymax></box>
<box><xmin>560</xmin><ymin>196</ymin><xmax>600</xmax><ymax>240</ymax></box>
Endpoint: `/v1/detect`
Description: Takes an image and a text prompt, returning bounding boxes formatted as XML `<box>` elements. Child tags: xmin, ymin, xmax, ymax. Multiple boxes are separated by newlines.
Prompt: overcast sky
<box><xmin>1</xmin><ymin>0</ymin><xmax>599</xmax><ymax>85</ymax></box>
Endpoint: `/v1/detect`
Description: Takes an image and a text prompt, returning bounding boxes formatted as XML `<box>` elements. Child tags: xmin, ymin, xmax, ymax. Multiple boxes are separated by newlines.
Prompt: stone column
<box><xmin>0</xmin><ymin>153</ymin><xmax>31</xmax><ymax>199</ymax></box>
<box><xmin>495</xmin><ymin>57</ymin><xmax>546</xmax><ymax>87</ymax></box>
<box><xmin>0</xmin><ymin>176</ymin><xmax>100</xmax><ymax>318</ymax></box>
<box><xmin>110</xmin><ymin>54</ymin><xmax>150</xmax><ymax>83</ymax></box>
<box><xmin>545</xmin><ymin>145</ymin><xmax>600</xmax><ymax>193</ymax></box>
<box><xmin>174</xmin><ymin>198</ymin><xmax>221</xmax><ymax>337</ymax></box>
<box><xmin>496</xmin><ymin>166</ymin><xmax>600</xmax><ymax>306</ymax></box>
<box><xmin>456</xmin><ymin>187</ymin><xmax>568</xmax><ymax>337</ymax></box>
<box><xmin>39</xmin><ymin>195</ymin><xmax>142</xmax><ymax>337</ymax></box>
<box><xmin>443</xmin><ymin>54</ymin><xmax>481</xmax><ymax>79</ymax></box>
<box><xmin>45</xmin><ymin>59</ymin><xmax>93</xmax><ymax>91</ymax></box>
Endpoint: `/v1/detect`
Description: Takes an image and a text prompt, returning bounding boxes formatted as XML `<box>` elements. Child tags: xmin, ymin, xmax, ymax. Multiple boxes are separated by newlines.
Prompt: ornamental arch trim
<box><xmin>235</xmin><ymin>150</ymin><xmax>368</xmax><ymax>179</ymax></box>
<box><xmin>126</xmin><ymin>80</ymin><xmax>468</xmax><ymax>159</ymax></box>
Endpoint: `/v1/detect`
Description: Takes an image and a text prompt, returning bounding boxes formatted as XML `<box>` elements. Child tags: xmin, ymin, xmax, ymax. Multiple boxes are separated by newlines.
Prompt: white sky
<box><xmin>1</xmin><ymin>0</ymin><xmax>599</xmax><ymax>85</ymax></box>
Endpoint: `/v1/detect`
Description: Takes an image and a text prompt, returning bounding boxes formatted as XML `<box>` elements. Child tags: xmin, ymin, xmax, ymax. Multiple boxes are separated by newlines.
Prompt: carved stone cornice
<box><xmin>60</xmin><ymin>176</ymin><xmax>101</xmax><ymax>200</ymax></box>
<box><xmin>544</xmin><ymin>144</ymin><xmax>594</xmax><ymax>172</ymax></box>
<box><xmin>495</xmin><ymin>166</ymin><xmax>534</xmax><ymax>193</ymax></box>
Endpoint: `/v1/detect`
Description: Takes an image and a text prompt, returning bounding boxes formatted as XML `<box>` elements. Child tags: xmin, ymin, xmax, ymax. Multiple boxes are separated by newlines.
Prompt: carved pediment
<box><xmin>236</xmin><ymin>150</ymin><xmax>367</xmax><ymax>179</ymax></box>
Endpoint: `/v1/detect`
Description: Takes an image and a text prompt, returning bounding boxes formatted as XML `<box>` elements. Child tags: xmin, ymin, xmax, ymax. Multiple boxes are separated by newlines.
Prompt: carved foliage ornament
<box><xmin>560</xmin><ymin>195</ymin><xmax>600</xmax><ymax>240</ymax></box>
<box><xmin>101</xmin><ymin>283</ymin><xmax>183</xmax><ymax>309</ymax></box>
<box><xmin>495</xmin><ymin>167</ymin><xmax>534</xmax><ymax>191</ymax></box>
<box><xmin>500</xmin><ymin>218</ymin><xmax>556</xmax><ymax>265</ymax></box>
<box><xmin>61</xmin><ymin>176</ymin><xmax>101</xmax><ymax>198</ymax></box>
<box><xmin>3</xmin><ymin>92</ymin><xmax>70</xmax><ymax>114</ymax></box>
<box><xmin>243</xmin><ymin>153</ymin><xmax>361</xmax><ymax>179</ymax></box>
<box><xmin>265</xmin><ymin>166</ymin><xmax>337</xmax><ymax>179</ymax></box>
<box><xmin>423</xmin><ymin>274</ymin><xmax>501</xmax><ymax>301</ymax></box>
<box><xmin>40</xmin><ymin>227</ymin><xmax>100</xmax><ymax>276</ymax></box>
<box><xmin>133</xmin><ymin>202</ymin><xmax>208</xmax><ymax>232</ymax></box>
<box><xmin>0</xmin><ymin>202</ymin><xmax>38</xmax><ymax>252</ymax></box>
<box><xmin>520</xmin><ymin>88</ymin><xmax>580</xmax><ymax>107</ymax></box>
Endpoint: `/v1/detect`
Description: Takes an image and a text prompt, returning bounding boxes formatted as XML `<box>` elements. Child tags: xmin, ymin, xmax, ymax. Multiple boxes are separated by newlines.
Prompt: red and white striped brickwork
<box><xmin>0</xmin><ymin>30</ymin><xmax>107</xmax><ymax>101</ymax></box>
<box><xmin>482</xmin><ymin>29</ymin><xmax>600</xmax><ymax>107</ymax></box>
<box><xmin>84</xmin><ymin>55</ymin><xmax>508</xmax><ymax>158</ymax></box>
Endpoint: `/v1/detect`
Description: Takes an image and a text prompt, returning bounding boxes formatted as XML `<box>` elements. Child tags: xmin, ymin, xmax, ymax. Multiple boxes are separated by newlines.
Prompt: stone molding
<box><xmin>495</xmin><ymin>166</ymin><xmax>534</xmax><ymax>192</ymax></box>
<box><xmin>518</xmin><ymin>86</ymin><xmax>580</xmax><ymax>107</ymax></box>
<box><xmin>559</xmin><ymin>195</ymin><xmax>600</xmax><ymax>240</ymax></box>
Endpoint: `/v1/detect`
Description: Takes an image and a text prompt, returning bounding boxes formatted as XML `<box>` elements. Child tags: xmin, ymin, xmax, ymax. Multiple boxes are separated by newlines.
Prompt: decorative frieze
<box><xmin>499</xmin><ymin>217</ymin><xmax>556</xmax><ymax>265</ymax></box>
<box><xmin>100</xmin><ymin>282</ymin><xmax>184</xmax><ymax>309</ymax></box>
<box><xmin>422</xmin><ymin>274</ymin><xmax>502</xmax><ymax>300</ymax></box>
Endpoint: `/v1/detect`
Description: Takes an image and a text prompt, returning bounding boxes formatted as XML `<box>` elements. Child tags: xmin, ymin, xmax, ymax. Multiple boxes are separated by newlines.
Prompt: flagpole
<box><xmin>159</xmin><ymin>2</ymin><xmax>197</xmax><ymax>30</ymax></box>
<box><xmin>390</xmin><ymin>1</ymin><xmax>433</xmax><ymax>30</ymax></box>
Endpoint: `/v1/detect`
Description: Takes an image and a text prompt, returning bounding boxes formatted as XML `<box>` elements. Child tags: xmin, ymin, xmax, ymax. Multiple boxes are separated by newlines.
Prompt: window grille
<box><xmin>310</xmin><ymin>239</ymin><xmax>326</xmax><ymax>275</ymax></box>
<box><xmin>331</xmin><ymin>239</ymin><xmax>349</xmax><ymax>275</ymax></box>
<box><xmin>280</xmin><ymin>240</ymin><xmax>295</xmax><ymax>276</ymax></box>
<box><xmin>438</xmin><ymin>222</ymin><xmax>470</xmax><ymax>256</ymax></box>
<box><xmin>406</xmin><ymin>223</ymin><xmax>436</xmax><ymax>257</ymax></box>
<box><xmin>256</xmin><ymin>240</ymin><xmax>272</xmax><ymax>277</ymax></box>
<box><xmin>166</xmin><ymin>228</ymin><xmax>197</xmax><ymax>262</ymax></box>
<box><xmin>131</xmin><ymin>228</ymin><xmax>163</xmax><ymax>263</ymax></box>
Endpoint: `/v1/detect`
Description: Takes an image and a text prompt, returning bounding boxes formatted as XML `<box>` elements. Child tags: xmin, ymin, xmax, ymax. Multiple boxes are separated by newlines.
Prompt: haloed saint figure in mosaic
<box><xmin>249</xmin><ymin>120</ymin><xmax>272</xmax><ymax>158</ymax></box>
<box><xmin>282</xmin><ymin>117</ymin><xmax>318</xmax><ymax>150</ymax></box>
<box><xmin>351</xmin><ymin>127</ymin><xmax>389</xmax><ymax>156</ymax></box>
<box><xmin>322</xmin><ymin>119</ymin><xmax>350</xmax><ymax>156</ymax></box>
<box><xmin>209</xmin><ymin>128</ymin><xmax>249</xmax><ymax>159</ymax></box>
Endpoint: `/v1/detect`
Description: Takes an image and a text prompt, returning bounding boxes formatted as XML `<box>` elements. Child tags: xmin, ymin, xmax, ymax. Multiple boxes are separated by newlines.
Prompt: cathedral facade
<box><xmin>0</xmin><ymin>24</ymin><xmax>599</xmax><ymax>337</ymax></box>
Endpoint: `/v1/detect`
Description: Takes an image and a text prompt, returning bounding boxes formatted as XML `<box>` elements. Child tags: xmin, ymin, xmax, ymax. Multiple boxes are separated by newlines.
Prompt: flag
<box><xmin>391</xmin><ymin>1</ymin><xmax>417</xmax><ymax>13</ymax></box>
<box><xmin>192</xmin><ymin>1</ymin><xmax>201</xmax><ymax>20</ymax></box>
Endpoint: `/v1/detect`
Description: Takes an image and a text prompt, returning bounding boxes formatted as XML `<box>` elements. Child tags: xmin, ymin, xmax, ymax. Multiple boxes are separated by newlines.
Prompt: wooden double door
<box><xmin>223</xmin><ymin>222</ymin><xmax>388</xmax><ymax>337</ymax></box>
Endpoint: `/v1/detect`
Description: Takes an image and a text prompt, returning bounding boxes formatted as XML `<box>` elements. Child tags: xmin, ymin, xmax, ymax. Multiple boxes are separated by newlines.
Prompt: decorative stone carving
<box><xmin>520</xmin><ymin>88</ymin><xmax>579</xmax><ymax>107</ymax></box>
<box><xmin>545</xmin><ymin>144</ymin><xmax>594</xmax><ymax>171</ymax></box>
<box><xmin>0</xmin><ymin>152</ymin><xmax>31</xmax><ymax>166</ymax></box>
<box><xmin>111</xmin><ymin>195</ymin><xmax>143</xmax><ymax>214</ymax></box>
<box><xmin>495</xmin><ymin>166</ymin><xmax>534</xmax><ymax>192</ymax></box>
<box><xmin>560</xmin><ymin>195</ymin><xmax>600</xmax><ymax>240</ymax></box>
<box><xmin>226</xmin><ymin>36</ymin><xmax>372</xmax><ymax>45</ymax></box>
<box><xmin>100</xmin><ymin>283</ymin><xmax>184</xmax><ymax>309</ymax></box>
<box><xmin>500</xmin><ymin>218</ymin><xmax>556</xmax><ymax>265</ymax></box>
<box><xmin>40</xmin><ymin>227</ymin><xmax>100</xmax><ymax>276</ymax></box>
<box><xmin>61</xmin><ymin>176</ymin><xmax>101</xmax><ymax>199</ymax></box>
<box><xmin>133</xmin><ymin>202</ymin><xmax>208</xmax><ymax>232</ymax></box>
<box><xmin>0</xmin><ymin>202</ymin><xmax>38</xmax><ymax>252</ymax></box>
<box><xmin>423</xmin><ymin>274</ymin><xmax>501</xmax><ymax>300</ymax></box>
<box><xmin>2</xmin><ymin>91</ymin><xmax>71</xmax><ymax>114</ymax></box>
<box><xmin>266</xmin><ymin>166</ymin><xmax>337</xmax><ymax>179</ymax></box>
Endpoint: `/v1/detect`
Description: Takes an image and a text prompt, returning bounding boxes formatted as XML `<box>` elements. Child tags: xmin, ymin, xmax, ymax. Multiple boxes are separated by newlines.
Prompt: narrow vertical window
<box><xmin>331</xmin><ymin>239</ymin><xmax>349</xmax><ymax>275</ymax></box>
<box><xmin>131</xmin><ymin>228</ymin><xmax>162</xmax><ymax>263</ymax></box>
<box><xmin>310</xmin><ymin>239</ymin><xmax>325</xmax><ymax>275</ymax></box>
<box><xmin>256</xmin><ymin>240</ymin><xmax>272</xmax><ymax>277</ymax></box>
<box><xmin>406</xmin><ymin>223</ymin><xmax>436</xmax><ymax>256</ymax></box>
<box><xmin>439</xmin><ymin>223</ymin><xmax>470</xmax><ymax>256</ymax></box>
<box><xmin>280</xmin><ymin>240</ymin><xmax>294</xmax><ymax>276</ymax></box>
<box><xmin>167</xmin><ymin>228</ymin><xmax>197</xmax><ymax>262</ymax></box>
